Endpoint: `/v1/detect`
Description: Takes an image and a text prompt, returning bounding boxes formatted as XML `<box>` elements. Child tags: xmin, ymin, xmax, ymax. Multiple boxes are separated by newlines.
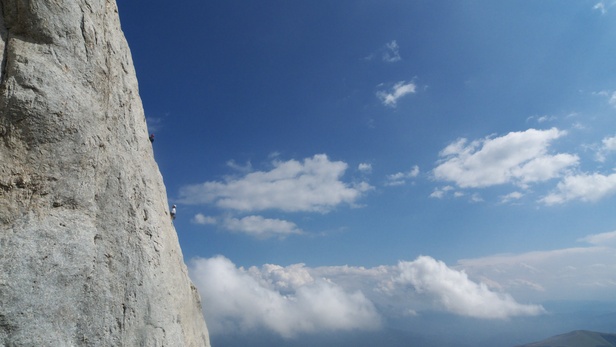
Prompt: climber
<box><xmin>170</xmin><ymin>205</ymin><xmax>176</xmax><ymax>220</ymax></box>
<box><xmin>149</xmin><ymin>133</ymin><xmax>155</xmax><ymax>143</ymax></box>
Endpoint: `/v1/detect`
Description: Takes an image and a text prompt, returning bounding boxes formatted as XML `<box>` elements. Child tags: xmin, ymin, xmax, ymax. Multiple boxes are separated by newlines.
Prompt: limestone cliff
<box><xmin>0</xmin><ymin>1</ymin><xmax>210</xmax><ymax>346</ymax></box>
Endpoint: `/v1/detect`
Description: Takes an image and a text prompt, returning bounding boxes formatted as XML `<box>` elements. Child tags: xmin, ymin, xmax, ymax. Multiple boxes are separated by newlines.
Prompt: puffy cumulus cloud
<box><xmin>377</xmin><ymin>81</ymin><xmax>417</xmax><ymax>107</ymax></box>
<box><xmin>222</xmin><ymin>215</ymin><xmax>303</xmax><ymax>239</ymax></box>
<box><xmin>433</xmin><ymin>128</ymin><xmax>578</xmax><ymax>188</ymax></box>
<box><xmin>189</xmin><ymin>256</ymin><xmax>382</xmax><ymax>338</ymax></box>
<box><xmin>178</xmin><ymin>154</ymin><xmax>372</xmax><ymax>212</ymax></box>
<box><xmin>385</xmin><ymin>165</ymin><xmax>420</xmax><ymax>186</ymax></box>
<box><xmin>248</xmin><ymin>263</ymin><xmax>314</xmax><ymax>294</ymax></box>
<box><xmin>393</xmin><ymin>256</ymin><xmax>545</xmax><ymax>319</ymax></box>
<box><xmin>541</xmin><ymin>171</ymin><xmax>616</xmax><ymax>205</ymax></box>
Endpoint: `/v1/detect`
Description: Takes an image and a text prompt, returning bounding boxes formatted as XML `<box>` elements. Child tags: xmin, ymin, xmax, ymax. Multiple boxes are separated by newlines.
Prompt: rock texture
<box><xmin>0</xmin><ymin>1</ymin><xmax>210</xmax><ymax>346</ymax></box>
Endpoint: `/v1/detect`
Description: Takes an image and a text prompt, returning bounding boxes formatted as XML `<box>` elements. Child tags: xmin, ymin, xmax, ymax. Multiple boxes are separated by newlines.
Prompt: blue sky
<box><xmin>118</xmin><ymin>1</ymin><xmax>616</xmax><ymax>346</ymax></box>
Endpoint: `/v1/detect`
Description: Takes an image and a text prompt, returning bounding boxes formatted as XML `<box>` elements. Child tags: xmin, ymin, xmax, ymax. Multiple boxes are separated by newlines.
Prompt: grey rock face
<box><xmin>0</xmin><ymin>1</ymin><xmax>210</xmax><ymax>346</ymax></box>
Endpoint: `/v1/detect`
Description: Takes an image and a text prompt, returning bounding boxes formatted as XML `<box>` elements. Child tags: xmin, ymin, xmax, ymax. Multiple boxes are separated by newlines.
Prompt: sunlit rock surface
<box><xmin>0</xmin><ymin>1</ymin><xmax>210</xmax><ymax>345</ymax></box>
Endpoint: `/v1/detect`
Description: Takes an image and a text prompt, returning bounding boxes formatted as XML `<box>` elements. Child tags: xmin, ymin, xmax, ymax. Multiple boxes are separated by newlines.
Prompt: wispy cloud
<box><xmin>592</xmin><ymin>1</ymin><xmax>616</xmax><ymax>14</ymax></box>
<box><xmin>358</xmin><ymin>162</ymin><xmax>373</xmax><ymax>174</ymax></box>
<box><xmin>499</xmin><ymin>191</ymin><xmax>524</xmax><ymax>204</ymax></box>
<box><xmin>146</xmin><ymin>117</ymin><xmax>164</xmax><ymax>133</ymax></box>
<box><xmin>364</xmin><ymin>40</ymin><xmax>402</xmax><ymax>63</ymax></box>
<box><xmin>433</xmin><ymin>128</ymin><xmax>578</xmax><ymax>188</ymax></box>
<box><xmin>578</xmin><ymin>230</ymin><xmax>616</xmax><ymax>246</ymax></box>
<box><xmin>458</xmin><ymin>241</ymin><xmax>616</xmax><ymax>302</ymax></box>
<box><xmin>222</xmin><ymin>215</ymin><xmax>303</xmax><ymax>239</ymax></box>
<box><xmin>526</xmin><ymin>114</ymin><xmax>557</xmax><ymax>124</ymax></box>
<box><xmin>178</xmin><ymin>154</ymin><xmax>372</xmax><ymax>212</ymax></box>
<box><xmin>596</xmin><ymin>134</ymin><xmax>616</xmax><ymax>162</ymax></box>
<box><xmin>594</xmin><ymin>1</ymin><xmax>607</xmax><ymax>14</ymax></box>
<box><xmin>385</xmin><ymin>165</ymin><xmax>419</xmax><ymax>186</ymax></box>
<box><xmin>377</xmin><ymin>81</ymin><xmax>417</xmax><ymax>107</ymax></box>
<box><xmin>382</xmin><ymin>40</ymin><xmax>402</xmax><ymax>63</ymax></box>
<box><xmin>192</xmin><ymin>213</ymin><xmax>303</xmax><ymax>239</ymax></box>
<box><xmin>429</xmin><ymin>185</ymin><xmax>454</xmax><ymax>199</ymax></box>
<box><xmin>226</xmin><ymin>159</ymin><xmax>253</xmax><ymax>173</ymax></box>
<box><xmin>192</xmin><ymin>213</ymin><xmax>216</xmax><ymax>225</ymax></box>
<box><xmin>593</xmin><ymin>90</ymin><xmax>616</xmax><ymax>107</ymax></box>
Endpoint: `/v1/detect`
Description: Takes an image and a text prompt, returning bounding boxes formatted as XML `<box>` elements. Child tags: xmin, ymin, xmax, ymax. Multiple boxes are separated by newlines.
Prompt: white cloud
<box><xmin>594</xmin><ymin>1</ymin><xmax>607</xmax><ymax>14</ymax></box>
<box><xmin>594</xmin><ymin>89</ymin><xmax>616</xmax><ymax>106</ymax></box>
<box><xmin>578</xmin><ymin>230</ymin><xmax>616</xmax><ymax>246</ymax></box>
<box><xmin>526</xmin><ymin>115</ymin><xmax>556</xmax><ymax>124</ymax></box>
<box><xmin>358</xmin><ymin>162</ymin><xmax>372</xmax><ymax>173</ymax></box>
<box><xmin>593</xmin><ymin>1</ymin><xmax>616</xmax><ymax>14</ymax></box>
<box><xmin>377</xmin><ymin>81</ymin><xmax>417</xmax><ymax>107</ymax></box>
<box><xmin>433</xmin><ymin>128</ymin><xmax>578</xmax><ymax>188</ymax></box>
<box><xmin>394</xmin><ymin>256</ymin><xmax>545</xmax><ymax>319</ymax></box>
<box><xmin>541</xmin><ymin>171</ymin><xmax>616</xmax><ymax>205</ymax></box>
<box><xmin>537</xmin><ymin>115</ymin><xmax>556</xmax><ymax>123</ymax></box>
<box><xmin>189</xmin><ymin>256</ymin><xmax>382</xmax><ymax>338</ymax></box>
<box><xmin>189</xmin><ymin>238</ymin><xmax>616</xmax><ymax>339</ymax></box>
<box><xmin>226</xmin><ymin>159</ymin><xmax>253</xmax><ymax>173</ymax></box>
<box><xmin>364</xmin><ymin>40</ymin><xmax>402</xmax><ymax>63</ymax></box>
<box><xmin>222</xmin><ymin>215</ymin><xmax>303</xmax><ymax>238</ymax></box>
<box><xmin>596</xmin><ymin>134</ymin><xmax>616</xmax><ymax>162</ymax></box>
<box><xmin>458</xmin><ymin>245</ymin><xmax>616</xmax><ymax>302</ymax></box>
<box><xmin>499</xmin><ymin>191</ymin><xmax>524</xmax><ymax>204</ymax></box>
<box><xmin>189</xmin><ymin>255</ymin><xmax>549</xmax><ymax>339</ymax></box>
<box><xmin>429</xmin><ymin>185</ymin><xmax>454</xmax><ymax>199</ymax></box>
<box><xmin>603</xmin><ymin>135</ymin><xmax>616</xmax><ymax>151</ymax></box>
<box><xmin>382</xmin><ymin>40</ymin><xmax>401</xmax><ymax>63</ymax></box>
<box><xmin>178</xmin><ymin>154</ymin><xmax>372</xmax><ymax>212</ymax></box>
<box><xmin>385</xmin><ymin>165</ymin><xmax>419</xmax><ymax>186</ymax></box>
<box><xmin>192</xmin><ymin>213</ymin><xmax>216</xmax><ymax>225</ymax></box>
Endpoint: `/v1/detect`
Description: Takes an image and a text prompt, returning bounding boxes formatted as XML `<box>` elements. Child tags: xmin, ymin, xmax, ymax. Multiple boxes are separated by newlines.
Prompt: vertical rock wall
<box><xmin>0</xmin><ymin>0</ymin><xmax>210</xmax><ymax>346</ymax></box>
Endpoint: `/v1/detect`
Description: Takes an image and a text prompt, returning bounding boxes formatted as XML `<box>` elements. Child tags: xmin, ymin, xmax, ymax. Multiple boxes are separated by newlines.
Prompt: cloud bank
<box><xmin>189</xmin><ymin>256</ymin><xmax>381</xmax><ymax>338</ymax></box>
<box><xmin>189</xmin><ymin>254</ymin><xmax>550</xmax><ymax>338</ymax></box>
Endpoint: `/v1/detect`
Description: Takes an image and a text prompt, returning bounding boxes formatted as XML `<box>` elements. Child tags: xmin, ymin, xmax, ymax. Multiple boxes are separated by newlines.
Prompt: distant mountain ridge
<box><xmin>516</xmin><ymin>330</ymin><xmax>616</xmax><ymax>347</ymax></box>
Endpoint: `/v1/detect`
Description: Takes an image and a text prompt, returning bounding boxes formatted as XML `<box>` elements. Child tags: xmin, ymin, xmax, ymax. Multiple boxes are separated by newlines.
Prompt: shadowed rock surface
<box><xmin>0</xmin><ymin>0</ymin><xmax>210</xmax><ymax>346</ymax></box>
